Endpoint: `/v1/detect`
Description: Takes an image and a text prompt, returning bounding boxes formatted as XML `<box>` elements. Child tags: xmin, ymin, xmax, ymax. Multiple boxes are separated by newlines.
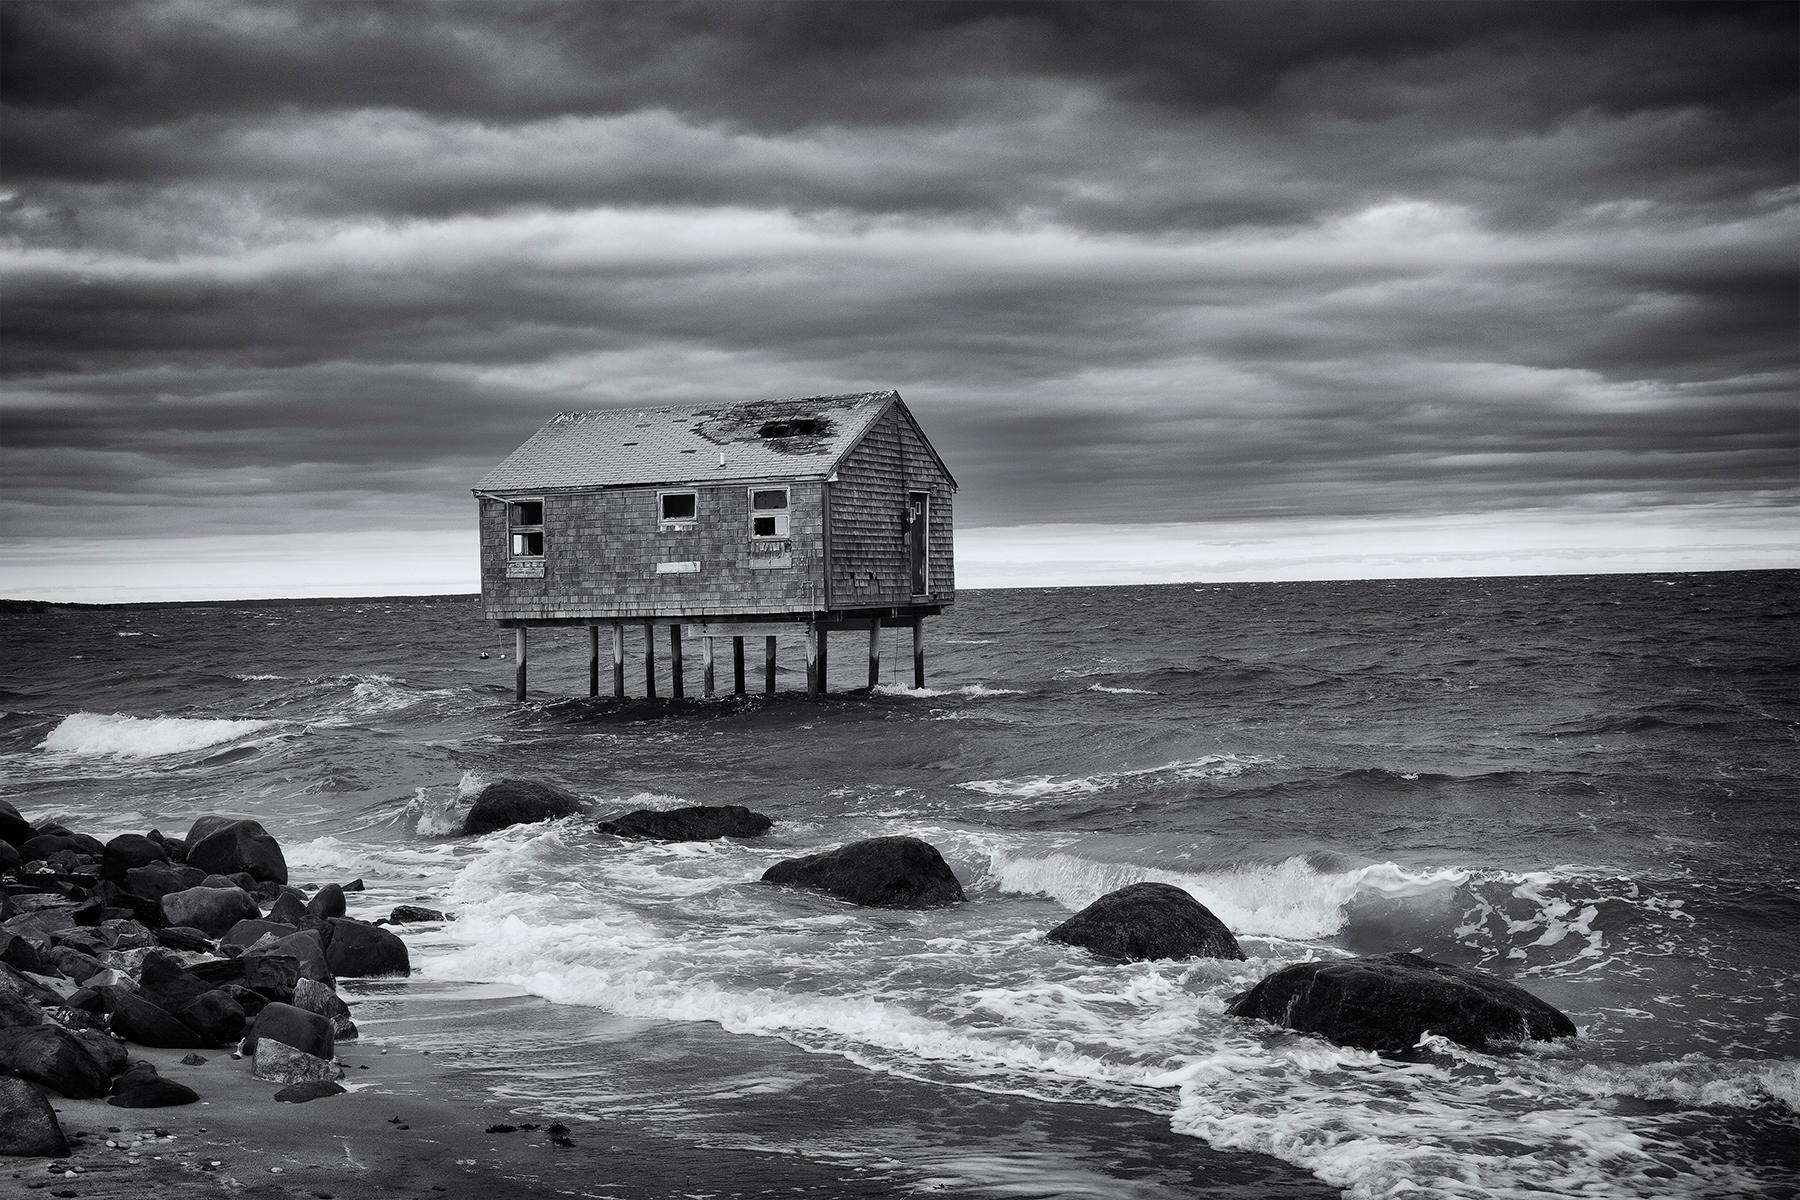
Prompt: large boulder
<box><xmin>160</xmin><ymin>885</ymin><xmax>259</xmax><ymax>935</ymax></box>
<box><xmin>185</xmin><ymin>817</ymin><xmax>287</xmax><ymax>884</ymax></box>
<box><xmin>0</xmin><ymin>800</ymin><xmax>32</xmax><ymax>849</ymax></box>
<box><xmin>244</xmin><ymin>1001</ymin><xmax>333</xmax><ymax>1061</ymax></box>
<box><xmin>267</xmin><ymin>930</ymin><xmax>334</xmax><ymax>986</ymax></box>
<box><xmin>174</xmin><ymin>988</ymin><xmax>246</xmax><ymax>1045</ymax></box>
<box><xmin>292</xmin><ymin>978</ymin><xmax>357</xmax><ymax>1040</ymax></box>
<box><xmin>1046</xmin><ymin>883</ymin><xmax>1245</xmax><ymax>962</ymax></box>
<box><xmin>761</xmin><ymin>836</ymin><xmax>965</xmax><ymax>909</ymax></box>
<box><xmin>125</xmin><ymin>862</ymin><xmax>205</xmax><ymax>904</ymax></box>
<box><xmin>109</xmin><ymin>991</ymin><xmax>205</xmax><ymax>1049</ymax></box>
<box><xmin>101</xmin><ymin>834</ymin><xmax>169</xmax><ymax>883</ymax></box>
<box><xmin>462</xmin><ymin>778</ymin><xmax>586</xmax><ymax>835</ymax></box>
<box><xmin>253</xmin><ymin>1038</ymin><xmax>342</xmax><ymax>1086</ymax></box>
<box><xmin>0</xmin><ymin>1075</ymin><xmax>69</xmax><ymax>1157</ymax></box>
<box><xmin>324</xmin><ymin>918</ymin><xmax>409</xmax><ymax>978</ymax></box>
<box><xmin>1227</xmin><ymin>951</ymin><xmax>1579</xmax><ymax>1053</ymax></box>
<box><xmin>597</xmin><ymin>804</ymin><xmax>773</xmax><ymax>842</ymax></box>
<box><xmin>108</xmin><ymin>1060</ymin><xmax>199</xmax><ymax>1108</ymax></box>
<box><xmin>306</xmin><ymin>883</ymin><xmax>346</xmax><ymax>921</ymax></box>
<box><xmin>0</xmin><ymin>1023</ymin><xmax>113</xmax><ymax>1098</ymax></box>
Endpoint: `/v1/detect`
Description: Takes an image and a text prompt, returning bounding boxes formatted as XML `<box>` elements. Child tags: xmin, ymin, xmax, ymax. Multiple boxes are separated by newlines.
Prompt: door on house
<box><xmin>907</xmin><ymin>490</ymin><xmax>930</xmax><ymax>596</ymax></box>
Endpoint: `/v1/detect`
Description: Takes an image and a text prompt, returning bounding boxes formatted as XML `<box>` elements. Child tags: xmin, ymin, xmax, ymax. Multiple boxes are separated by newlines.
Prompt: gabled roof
<box><xmin>474</xmin><ymin>390</ymin><xmax>951</xmax><ymax>492</ymax></box>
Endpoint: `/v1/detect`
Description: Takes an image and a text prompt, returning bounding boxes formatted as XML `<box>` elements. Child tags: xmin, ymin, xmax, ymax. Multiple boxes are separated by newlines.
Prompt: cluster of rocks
<box><xmin>1</xmin><ymin>801</ymin><xmax>415</xmax><ymax>1159</ymax></box>
<box><xmin>456</xmin><ymin>779</ymin><xmax>1578</xmax><ymax>1064</ymax></box>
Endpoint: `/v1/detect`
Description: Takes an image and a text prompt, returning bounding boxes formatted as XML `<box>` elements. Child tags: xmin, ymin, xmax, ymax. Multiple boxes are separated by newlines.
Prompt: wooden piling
<box><xmin>805</xmin><ymin>624</ymin><xmax>819</xmax><ymax>695</ymax></box>
<box><xmin>868</xmin><ymin>623</ymin><xmax>881</xmax><ymax>689</ymax></box>
<box><xmin>643</xmin><ymin>620</ymin><xmax>657</xmax><ymax>699</ymax></box>
<box><xmin>702</xmin><ymin>637</ymin><xmax>715</xmax><ymax>698</ymax></box>
<box><xmin>612</xmin><ymin>624</ymin><xmax>625</xmax><ymax>698</ymax></box>
<box><xmin>588</xmin><ymin>626</ymin><xmax>600</xmax><ymax>698</ymax></box>
<box><xmin>670</xmin><ymin>625</ymin><xmax>684</xmax><ymax>699</ymax></box>
<box><xmin>912</xmin><ymin>617</ymin><xmax>925</xmax><ymax>689</ymax></box>
<box><xmin>765</xmin><ymin>635</ymin><xmax>777</xmax><ymax>694</ymax></box>
<box><xmin>817</xmin><ymin>626</ymin><xmax>829</xmax><ymax>695</ymax></box>
<box><xmin>514</xmin><ymin>627</ymin><xmax>528</xmax><ymax>701</ymax></box>
<box><xmin>733</xmin><ymin>636</ymin><xmax>746</xmax><ymax>695</ymax></box>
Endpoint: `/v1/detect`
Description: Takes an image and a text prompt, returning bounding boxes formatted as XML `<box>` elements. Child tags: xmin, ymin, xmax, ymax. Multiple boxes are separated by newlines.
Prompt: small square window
<box><xmin>659</xmin><ymin>490</ymin><xmax>698</xmax><ymax>524</ymax></box>
<box><xmin>510</xmin><ymin>530</ymin><xmax>544</xmax><ymax>557</ymax></box>
<box><xmin>509</xmin><ymin>500</ymin><xmax>543</xmax><ymax>526</ymax></box>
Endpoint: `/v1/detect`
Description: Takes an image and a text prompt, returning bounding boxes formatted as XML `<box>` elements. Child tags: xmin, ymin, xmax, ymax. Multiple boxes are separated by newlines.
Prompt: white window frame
<box><xmin>507</xmin><ymin>497</ymin><xmax>545</xmax><ymax>559</ymax></box>
<box><xmin>748</xmin><ymin>485</ymin><xmax>790</xmax><ymax>539</ymax></box>
<box><xmin>657</xmin><ymin>488</ymin><xmax>699</xmax><ymax>530</ymax></box>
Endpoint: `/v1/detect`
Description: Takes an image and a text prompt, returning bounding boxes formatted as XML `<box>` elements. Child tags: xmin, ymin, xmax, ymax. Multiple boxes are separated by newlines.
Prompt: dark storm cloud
<box><xmin>0</xmin><ymin>0</ymin><xmax>1794</xmax><ymax>551</ymax></box>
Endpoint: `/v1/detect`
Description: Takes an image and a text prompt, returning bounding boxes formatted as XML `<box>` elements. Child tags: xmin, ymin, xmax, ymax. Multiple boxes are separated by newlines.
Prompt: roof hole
<box><xmin>757</xmin><ymin>418</ymin><xmax>822</xmax><ymax>438</ymax></box>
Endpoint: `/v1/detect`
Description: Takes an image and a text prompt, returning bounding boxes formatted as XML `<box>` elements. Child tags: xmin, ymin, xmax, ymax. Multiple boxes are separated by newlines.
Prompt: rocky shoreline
<box><xmin>2</xmin><ymin>799</ymin><xmax>426</xmax><ymax>1161</ymax></box>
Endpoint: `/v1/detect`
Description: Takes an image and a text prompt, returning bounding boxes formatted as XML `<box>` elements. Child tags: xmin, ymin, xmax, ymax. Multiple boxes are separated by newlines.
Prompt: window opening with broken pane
<box><xmin>750</xmin><ymin>486</ymin><xmax>789</xmax><ymax>538</ymax></box>
<box><xmin>658</xmin><ymin>489</ymin><xmax>698</xmax><ymax>528</ymax></box>
<box><xmin>508</xmin><ymin>498</ymin><xmax>545</xmax><ymax>558</ymax></box>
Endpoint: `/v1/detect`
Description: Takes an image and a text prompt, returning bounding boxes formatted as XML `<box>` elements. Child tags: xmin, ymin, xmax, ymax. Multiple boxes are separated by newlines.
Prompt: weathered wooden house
<box><xmin>473</xmin><ymin>390</ymin><xmax>956</xmax><ymax>699</ymax></box>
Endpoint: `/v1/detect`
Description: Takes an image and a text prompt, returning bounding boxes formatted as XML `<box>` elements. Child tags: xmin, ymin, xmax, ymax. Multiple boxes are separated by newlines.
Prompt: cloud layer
<box><xmin>2</xmin><ymin>1</ymin><xmax>1794</xmax><ymax>584</ymax></box>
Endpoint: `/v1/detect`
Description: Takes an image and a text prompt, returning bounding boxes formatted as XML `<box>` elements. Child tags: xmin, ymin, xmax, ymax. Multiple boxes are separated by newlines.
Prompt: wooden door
<box><xmin>907</xmin><ymin>490</ymin><xmax>929</xmax><ymax>596</ymax></box>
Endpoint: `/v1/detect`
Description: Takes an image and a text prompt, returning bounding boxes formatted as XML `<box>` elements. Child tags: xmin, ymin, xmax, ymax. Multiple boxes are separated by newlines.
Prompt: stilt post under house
<box><xmin>514</xmin><ymin>627</ymin><xmax>528</xmax><ymax>701</ymax></box>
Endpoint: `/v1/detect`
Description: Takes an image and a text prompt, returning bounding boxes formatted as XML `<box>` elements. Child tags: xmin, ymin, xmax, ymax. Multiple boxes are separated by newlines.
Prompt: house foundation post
<box><xmin>514</xmin><ymin>627</ymin><xmax>528</xmax><ymax>702</ymax></box>
<box><xmin>868</xmin><ymin>624</ymin><xmax>881</xmax><ymax>689</ymax></box>
<box><xmin>588</xmin><ymin>626</ymin><xmax>600</xmax><ymax>698</ymax></box>
<box><xmin>643</xmin><ymin>620</ymin><xmax>657</xmax><ymax>699</ymax></box>
<box><xmin>612</xmin><ymin>624</ymin><xmax>625</xmax><ymax>698</ymax></box>
<box><xmin>733</xmin><ymin>637</ymin><xmax>746</xmax><ymax>696</ymax></box>
<box><xmin>765</xmin><ymin>635</ymin><xmax>777</xmax><ymax>694</ymax></box>
<box><xmin>817</xmin><ymin>625</ymin><xmax>829</xmax><ymax>695</ymax></box>
<box><xmin>805</xmin><ymin>623</ymin><xmax>819</xmax><ymax>695</ymax></box>
<box><xmin>670</xmin><ymin>625</ymin><xmax>685</xmax><ymax>699</ymax></box>
<box><xmin>912</xmin><ymin>617</ymin><xmax>925</xmax><ymax>689</ymax></box>
<box><xmin>702</xmin><ymin>637</ymin><xmax>716</xmax><ymax>698</ymax></box>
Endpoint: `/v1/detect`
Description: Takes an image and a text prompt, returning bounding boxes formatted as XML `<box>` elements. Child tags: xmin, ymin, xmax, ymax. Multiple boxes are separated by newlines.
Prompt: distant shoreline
<box><xmin>4</xmin><ymin>566</ymin><xmax>1797</xmax><ymax>612</ymax></box>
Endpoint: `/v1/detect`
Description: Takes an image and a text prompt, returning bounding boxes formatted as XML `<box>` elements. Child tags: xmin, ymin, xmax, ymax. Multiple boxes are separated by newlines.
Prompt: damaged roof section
<box><xmin>475</xmin><ymin>390</ymin><xmax>902</xmax><ymax>492</ymax></box>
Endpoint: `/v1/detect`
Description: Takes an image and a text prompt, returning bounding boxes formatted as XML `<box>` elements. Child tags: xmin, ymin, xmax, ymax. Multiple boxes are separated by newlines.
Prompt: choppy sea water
<box><xmin>2</xmin><ymin>571</ymin><xmax>1796</xmax><ymax>1199</ymax></box>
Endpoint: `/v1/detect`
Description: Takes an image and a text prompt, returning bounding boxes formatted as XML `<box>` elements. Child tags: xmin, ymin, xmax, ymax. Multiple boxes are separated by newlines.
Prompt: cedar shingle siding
<box><xmin>475</xmin><ymin>391</ymin><xmax>955</xmax><ymax>623</ymax></box>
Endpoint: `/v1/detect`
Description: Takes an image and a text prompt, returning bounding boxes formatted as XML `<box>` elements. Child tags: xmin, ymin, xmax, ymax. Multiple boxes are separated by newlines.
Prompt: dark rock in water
<box><xmin>0</xmin><ymin>800</ymin><xmax>32</xmax><ymax>850</ymax></box>
<box><xmin>153</xmin><ymin>925</ymin><xmax>214</xmax><ymax>953</ymax></box>
<box><xmin>109</xmin><ymin>991</ymin><xmax>205</xmax><ymax>1049</ymax></box>
<box><xmin>108</xmin><ymin>1061</ymin><xmax>199</xmax><ymax>1108</ymax></box>
<box><xmin>597</xmin><ymin>804</ymin><xmax>774</xmax><ymax>842</ymax></box>
<box><xmin>387</xmin><ymin>905</ymin><xmax>446</xmax><ymax>924</ymax></box>
<box><xmin>160</xmin><ymin>885</ymin><xmax>259</xmax><ymax>936</ymax></box>
<box><xmin>325</xmin><ymin>918</ymin><xmax>409</xmax><ymax>978</ymax></box>
<box><xmin>146</xmin><ymin>828</ymin><xmax>186</xmax><ymax>863</ymax></box>
<box><xmin>275</xmin><ymin>1078</ymin><xmax>346</xmax><ymax>1103</ymax></box>
<box><xmin>761</xmin><ymin>836</ymin><xmax>965</xmax><ymax>909</ymax></box>
<box><xmin>185</xmin><ymin>817</ymin><xmax>287</xmax><ymax>885</ymax></box>
<box><xmin>174</xmin><ymin>988</ymin><xmax>246</xmax><ymax>1045</ymax></box>
<box><xmin>462</xmin><ymin>778</ymin><xmax>586</xmax><ymax>835</ymax></box>
<box><xmin>101</xmin><ymin>834</ymin><xmax>169</xmax><ymax>883</ymax></box>
<box><xmin>0</xmin><ymin>1024</ymin><xmax>113</xmax><ymax>1098</ymax></box>
<box><xmin>244</xmin><ymin>1001</ymin><xmax>334</xmax><ymax>1061</ymax></box>
<box><xmin>342</xmin><ymin>877</ymin><xmax>365</xmax><ymax>892</ymax></box>
<box><xmin>307</xmin><ymin>883</ymin><xmax>346</xmax><ymax>921</ymax></box>
<box><xmin>0</xmin><ymin>1074</ymin><xmax>69</xmax><ymax>1157</ymax></box>
<box><xmin>1226</xmin><ymin>951</ymin><xmax>1579</xmax><ymax>1053</ymax></box>
<box><xmin>1046</xmin><ymin>883</ymin><xmax>1245</xmax><ymax>962</ymax></box>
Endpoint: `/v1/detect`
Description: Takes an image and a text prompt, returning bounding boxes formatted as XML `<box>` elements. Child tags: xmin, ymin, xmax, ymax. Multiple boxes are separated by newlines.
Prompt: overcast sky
<box><xmin>2</xmin><ymin>0</ymin><xmax>1795</xmax><ymax>599</ymax></box>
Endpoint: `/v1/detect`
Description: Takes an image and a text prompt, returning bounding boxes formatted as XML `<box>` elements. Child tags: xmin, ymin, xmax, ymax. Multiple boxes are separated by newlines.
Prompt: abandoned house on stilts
<box><xmin>474</xmin><ymin>390</ymin><xmax>956</xmax><ymax>700</ymax></box>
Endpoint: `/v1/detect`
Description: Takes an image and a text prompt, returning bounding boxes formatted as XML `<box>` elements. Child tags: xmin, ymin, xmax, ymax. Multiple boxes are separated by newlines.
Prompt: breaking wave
<box><xmin>960</xmin><ymin>754</ymin><xmax>1267</xmax><ymax>799</ymax></box>
<box><xmin>38</xmin><ymin>712</ymin><xmax>277</xmax><ymax>759</ymax></box>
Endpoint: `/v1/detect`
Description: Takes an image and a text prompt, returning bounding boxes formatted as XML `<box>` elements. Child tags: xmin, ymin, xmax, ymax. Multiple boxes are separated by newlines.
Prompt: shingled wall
<box><xmin>480</xmin><ymin>481</ymin><xmax>828</xmax><ymax>620</ymax></box>
<box><xmin>825</xmin><ymin>404</ymin><xmax>956</xmax><ymax>609</ymax></box>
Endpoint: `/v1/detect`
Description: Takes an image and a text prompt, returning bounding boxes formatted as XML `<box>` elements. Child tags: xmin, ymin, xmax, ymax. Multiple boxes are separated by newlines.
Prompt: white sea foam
<box><xmin>989</xmin><ymin>850</ymin><xmax>1469</xmax><ymax>940</ymax></box>
<box><xmin>38</xmin><ymin>712</ymin><xmax>277</xmax><ymax>759</ymax></box>
<box><xmin>961</xmin><ymin>754</ymin><xmax>1266</xmax><ymax>799</ymax></box>
<box><xmin>873</xmin><ymin>683</ymin><xmax>1023</xmax><ymax>698</ymax></box>
<box><xmin>1085</xmin><ymin>684</ymin><xmax>1157</xmax><ymax>695</ymax></box>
